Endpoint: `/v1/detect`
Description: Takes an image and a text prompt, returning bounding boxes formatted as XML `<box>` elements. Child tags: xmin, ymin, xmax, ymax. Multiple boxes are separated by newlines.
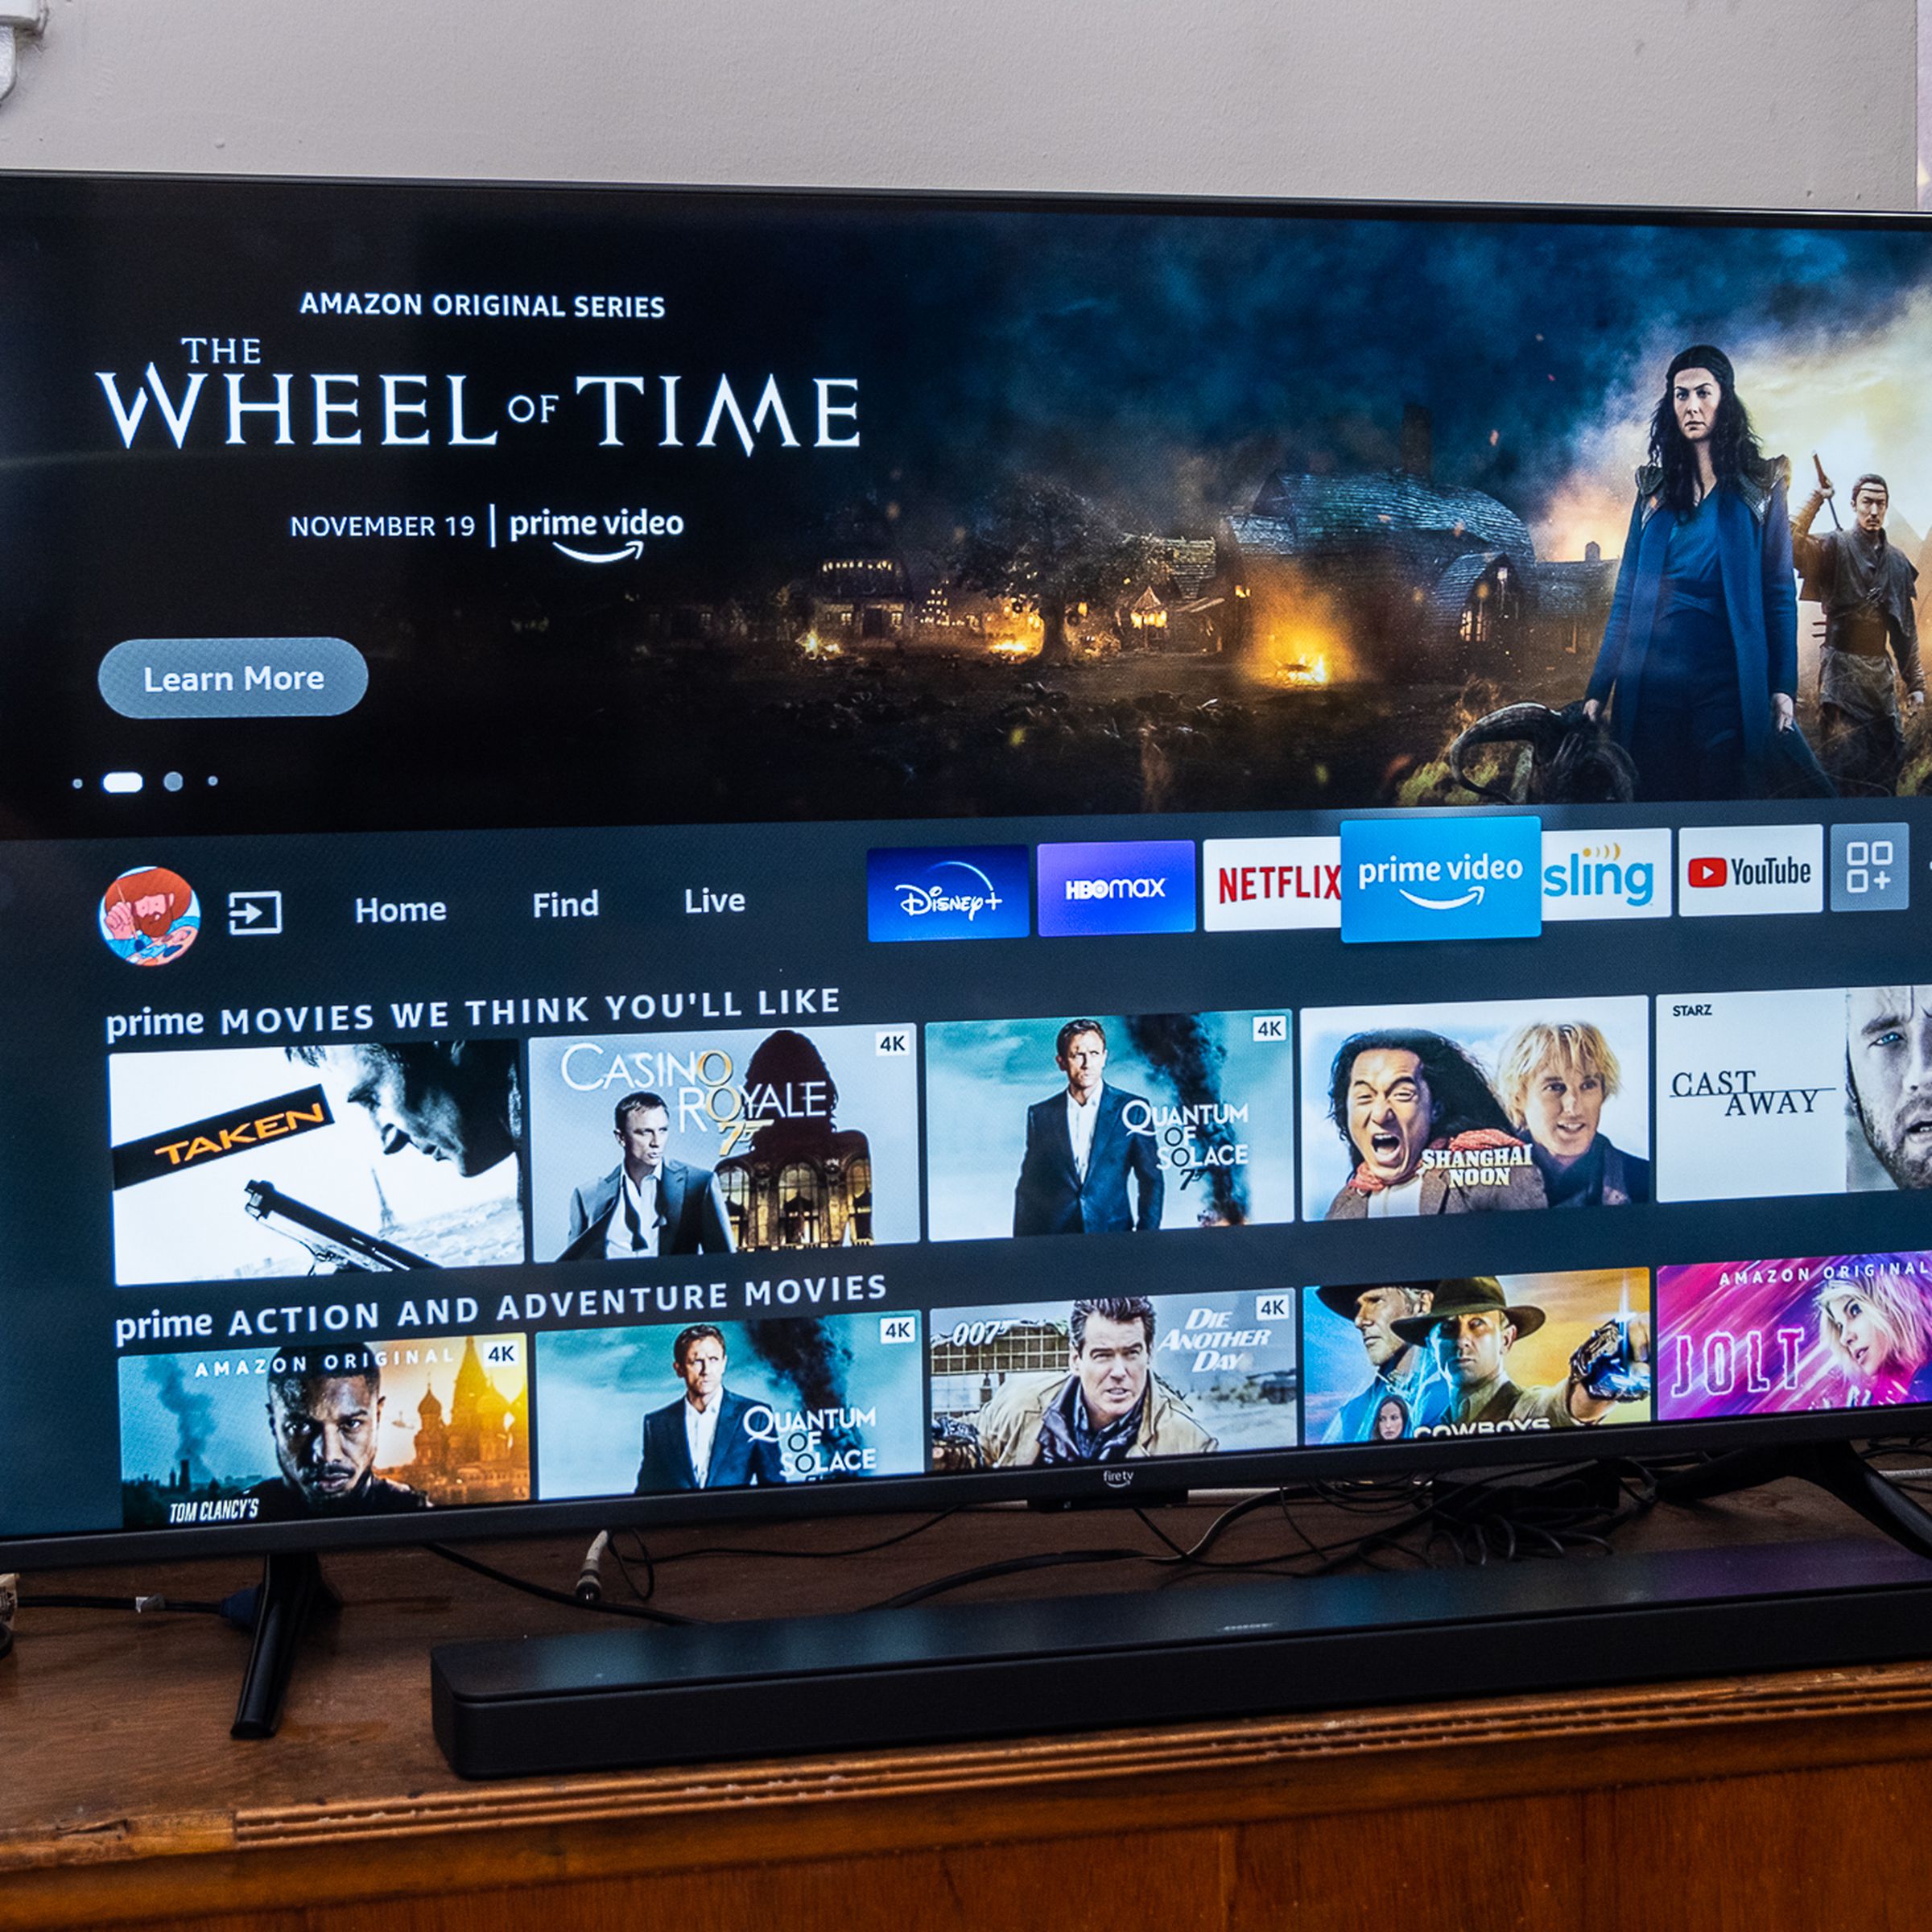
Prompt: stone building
<box><xmin>1221</xmin><ymin>408</ymin><xmax>1616</xmax><ymax>675</ymax></box>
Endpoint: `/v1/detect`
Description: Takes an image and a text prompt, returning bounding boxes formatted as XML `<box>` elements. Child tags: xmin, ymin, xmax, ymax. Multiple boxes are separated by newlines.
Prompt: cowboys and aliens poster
<box><xmin>14</xmin><ymin>182</ymin><xmax>1932</xmax><ymax>827</ymax></box>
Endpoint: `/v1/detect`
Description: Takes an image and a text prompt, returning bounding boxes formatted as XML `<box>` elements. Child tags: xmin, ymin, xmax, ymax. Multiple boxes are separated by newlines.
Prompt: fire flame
<box><xmin>1253</xmin><ymin>626</ymin><xmax>1343</xmax><ymax>690</ymax></box>
<box><xmin>1240</xmin><ymin>567</ymin><xmax>1356</xmax><ymax>687</ymax></box>
<box><xmin>1534</xmin><ymin>473</ymin><xmax>1630</xmax><ymax>564</ymax></box>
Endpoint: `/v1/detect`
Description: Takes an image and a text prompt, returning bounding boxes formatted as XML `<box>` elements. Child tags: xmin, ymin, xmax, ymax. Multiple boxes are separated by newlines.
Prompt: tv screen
<box><xmin>2</xmin><ymin>171</ymin><xmax>1929</xmax><ymax>1560</ymax></box>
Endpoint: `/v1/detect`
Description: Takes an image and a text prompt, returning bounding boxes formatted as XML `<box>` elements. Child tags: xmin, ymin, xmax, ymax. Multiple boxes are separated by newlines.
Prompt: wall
<box><xmin>0</xmin><ymin>0</ymin><xmax>1916</xmax><ymax>210</ymax></box>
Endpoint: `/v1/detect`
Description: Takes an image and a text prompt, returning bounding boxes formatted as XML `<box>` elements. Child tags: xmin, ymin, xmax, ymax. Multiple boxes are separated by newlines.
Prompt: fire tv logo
<box><xmin>1688</xmin><ymin>857</ymin><xmax>1728</xmax><ymax>890</ymax></box>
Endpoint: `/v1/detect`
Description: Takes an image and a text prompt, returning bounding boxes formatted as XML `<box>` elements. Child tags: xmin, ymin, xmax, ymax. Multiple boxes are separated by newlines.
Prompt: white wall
<box><xmin>0</xmin><ymin>0</ymin><xmax>1916</xmax><ymax>211</ymax></box>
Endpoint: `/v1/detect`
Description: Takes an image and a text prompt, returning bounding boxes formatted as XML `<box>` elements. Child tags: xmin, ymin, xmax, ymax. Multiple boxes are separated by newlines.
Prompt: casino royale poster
<box><xmin>526</xmin><ymin>1024</ymin><xmax>919</xmax><ymax>1257</ymax></box>
<box><xmin>14</xmin><ymin>184</ymin><xmax>1932</xmax><ymax>834</ymax></box>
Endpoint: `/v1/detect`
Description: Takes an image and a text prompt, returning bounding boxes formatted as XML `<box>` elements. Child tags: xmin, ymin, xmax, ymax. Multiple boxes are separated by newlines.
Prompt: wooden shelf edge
<box><xmin>8</xmin><ymin>1661</ymin><xmax>1932</xmax><ymax>1929</ymax></box>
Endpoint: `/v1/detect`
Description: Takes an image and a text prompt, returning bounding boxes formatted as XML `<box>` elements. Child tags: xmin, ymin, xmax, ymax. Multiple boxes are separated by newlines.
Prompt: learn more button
<box><xmin>98</xmin><ymin>637</ymin><xmax>369</xmax><ymax>719</ymax></box>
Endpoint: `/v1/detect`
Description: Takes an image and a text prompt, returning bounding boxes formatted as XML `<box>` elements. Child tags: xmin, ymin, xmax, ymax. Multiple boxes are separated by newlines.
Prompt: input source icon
<box><xmin>228</xmin><ymin>890</ymin><xmax>283</xmax><ymax>937</ymax></box>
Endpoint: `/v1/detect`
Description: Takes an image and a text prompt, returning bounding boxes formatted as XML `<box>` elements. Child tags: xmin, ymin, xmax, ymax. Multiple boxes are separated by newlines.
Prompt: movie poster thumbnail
<box><xmin>526</xmin><ymin>1024</ymin><xmax>919</xmax><ymax>1261</ymax></box>
<box><xmin>534</xmin><ymin>1312</ymin><xmax>926</xmax><ymax>1498</ymax></box>
<box><xmin>1298</xmin><ymin>997</ymin><xmax>1649</xmax><ymax>1220</ymax></box>
<box><xmin>927</xmin><ymin>1290</ymin><xmax>1298</xmax><ymax>1469</ymax></box>
<box><xmin>119</xmin><ymin>1333</ymin><xmax>530</xmax><ymax>1528</ymax></box>
<box><xmin>108</xmin><ymin>1042</ymin><xmax>527</xmax><ymax>1287</ymax></box>
<box><xmin>1658</xmin><ymin>1252</ymin><xmax>1932</xmax><ymax>1419</ymax></box>
<box><xmin>923</xmin><ymin>1011</ymin><xmax>1295</xmax><ymax>1241</ymax></box>
<box><xmin>1655</xmin><ymin>986</ymin><xmax>1932</xmax><ymax>1203</ymax></box>
<box><xmin>1843</xmin><ymin>987</ymin><xmax>1932</xmax><ymax>1195</ymax></box>
<box><xmin>1301</xmin><ymin>1271</ymin><xmax>1652</xmax><ymax>1443</ymax></box>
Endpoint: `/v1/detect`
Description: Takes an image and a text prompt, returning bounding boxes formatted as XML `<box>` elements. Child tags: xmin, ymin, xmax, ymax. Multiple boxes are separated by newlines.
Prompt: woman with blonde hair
<box><xmin>1496</xmin><ymin>1020</ymin><xmax>1650</xmax><ymax>1208</ymax></box>
<box><xmin>1816</xmin><ymin>1269</ymin><xmax>1932</xmax><ymax>1407</ymax></box>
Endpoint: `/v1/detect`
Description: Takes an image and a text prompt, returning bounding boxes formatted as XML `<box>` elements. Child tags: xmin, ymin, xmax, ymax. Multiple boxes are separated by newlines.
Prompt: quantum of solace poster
<box><xmin>11</xmin><ymin>188</ymin><xmax>1932</xmax><ymax>829</ymax></box>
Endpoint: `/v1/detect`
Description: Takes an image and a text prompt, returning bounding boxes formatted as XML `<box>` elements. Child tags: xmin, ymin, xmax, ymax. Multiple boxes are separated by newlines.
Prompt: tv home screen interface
<box><xmin>2</xmin><ymin>175</ymin><xmax>1930</xmax><ymax>1547</ymax></box>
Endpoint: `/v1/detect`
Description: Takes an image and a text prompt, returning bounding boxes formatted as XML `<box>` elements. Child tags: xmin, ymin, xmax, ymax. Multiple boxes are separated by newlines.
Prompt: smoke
<box><xmin>150</xmin><ymin>1355</ymin><xmax>216</xmax><ymax>1482</ymax></box>
<box><xmin>744</xmin><ymin>1319</ymin><xmax>864</xmax><ymax>1467</ymax></box>
<box><xmin>1125</xmin><ymin>1014</ymin><xmax>1248</xmax><ymax>1224</ymax></box>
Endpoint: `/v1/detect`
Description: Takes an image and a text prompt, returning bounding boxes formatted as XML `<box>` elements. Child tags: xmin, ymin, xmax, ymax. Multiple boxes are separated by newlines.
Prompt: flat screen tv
<box><xmin>2</xmin><ymin>171</ymin><xmax>1929</xmax><ymax>1569</ymax></box>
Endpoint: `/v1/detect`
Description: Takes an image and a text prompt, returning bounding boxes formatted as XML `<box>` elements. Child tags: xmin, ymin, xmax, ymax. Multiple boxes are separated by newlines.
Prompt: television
<box><xmin>3</xmin><ymin>171</ymin><xmax>1930</xmax><ymax>1590</ymax></box>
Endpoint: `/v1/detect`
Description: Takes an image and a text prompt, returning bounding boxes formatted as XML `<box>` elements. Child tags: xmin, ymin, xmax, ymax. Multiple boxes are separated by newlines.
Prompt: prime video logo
<box><xmin>1339</xmin><ymin>818</ymin><xmax>1542</xmax><ymax>943</ymax></box>
<box><xmin>898</xmin><ymin>861</ymin><xmax>1004</xmax><ymax>921</ymax></box>
<box><xmin>1354</xmin><ymin>847</ymin><xmax>1525</xmax><ymax>912</ymax></box>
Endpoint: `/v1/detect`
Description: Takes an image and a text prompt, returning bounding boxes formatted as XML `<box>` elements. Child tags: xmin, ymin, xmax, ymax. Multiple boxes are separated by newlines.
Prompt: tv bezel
<box><xmin>4</xmin><ymin>165</ymin><xmax>1928</xmax><ymax>1570</ymax></box>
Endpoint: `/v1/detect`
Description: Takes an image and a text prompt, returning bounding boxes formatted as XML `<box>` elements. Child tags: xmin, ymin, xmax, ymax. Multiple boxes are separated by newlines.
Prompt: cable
<box><xmin>427</xmin><ymin>1542</ymin><xmax>693</xmax><ymax>1626</ymax></box>
<box><xmin>863</xmin><ymin>1488</ymin><xmax>1428</xmax><ymax>1612</ymax></box>
<box><xmin>869</xmin><ymin>1546</ymin><xmax>1150</xmax><ymax>1612</ymax></box>
<box><xmin>16</xmin><ymin>1591</ymin><xmax>228</xmax><ymax>1615</ymax></box>
<box><xmin>638</xmin><ymin>1511</ymin><xmax>962</xmax><ymax>1570</ymax></box>
<box><xmin>576</xmin><ymin>1530</ymin><xmax>609</xmax><ymax>1604</ymax></box>
<box><xmin>609</xmin><ymin>1534</ymin><xmax>655</xmax><ymax>1606</ymax></box>
<box><xmin>472</xmin><ymin>1464</ymin><xmax>1666</xmax><ymax>1627</ymax></box>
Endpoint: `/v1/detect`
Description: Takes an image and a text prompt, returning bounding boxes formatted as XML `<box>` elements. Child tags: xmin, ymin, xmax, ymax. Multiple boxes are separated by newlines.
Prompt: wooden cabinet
<box><xmin>3</xmin><ymin>1487</ymin><xmax>1925</xmax><ymax>1931</ymax></box>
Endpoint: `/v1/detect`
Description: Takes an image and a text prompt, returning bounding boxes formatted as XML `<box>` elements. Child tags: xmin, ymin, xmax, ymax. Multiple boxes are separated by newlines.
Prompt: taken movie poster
<box><xmin>107</xmin><ymin>1042</ymin><xmax>527</xmax><ymax>1287</ymax></box>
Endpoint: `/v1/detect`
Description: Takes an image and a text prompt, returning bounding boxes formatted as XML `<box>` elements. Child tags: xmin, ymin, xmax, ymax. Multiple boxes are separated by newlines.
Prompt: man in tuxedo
<box><xmin>634</xmin><ymin>1324</ymin><xmax>786</xmax><ymax>1493</ymax></box>
<box><xmin>1012</xmin><ymin>1019</ymin><xmax>1164</xmax><ymax>1236</ymax></box>
<box><xmin>561</xmin><ymin>1092</ymin><xmax>735</xmax><ymax>1260</ymax></box>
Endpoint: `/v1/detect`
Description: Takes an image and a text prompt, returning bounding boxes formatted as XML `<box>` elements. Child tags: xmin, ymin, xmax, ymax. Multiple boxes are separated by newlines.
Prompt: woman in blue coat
<box><xmin>1583</xmin><ymin>345</ymin><xmax>1798</xmax><ymax>800</ymax></box>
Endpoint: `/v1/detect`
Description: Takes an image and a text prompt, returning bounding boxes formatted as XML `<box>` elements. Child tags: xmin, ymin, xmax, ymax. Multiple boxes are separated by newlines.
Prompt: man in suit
<box><xmin>560</xmin><ymin>1091</ymin><xmax>735</xmax><ymax>1260</ymax></box>
<box><xmin>634</xmin><ymin>1323</ymin><xmax>786</xmax><ymax>1493</ymax></box>
<box><xmin>1012</xmin><ymin>1019</ymin><xmax>1164</xmax><ymax>1236</ymax></box>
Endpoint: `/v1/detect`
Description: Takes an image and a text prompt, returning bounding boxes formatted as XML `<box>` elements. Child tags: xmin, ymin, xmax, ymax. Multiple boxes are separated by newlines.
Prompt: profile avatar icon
<box><xmin>100</xmin><ymin>866</ymin><xmax>200</xmax><ymax>966</ymax></box>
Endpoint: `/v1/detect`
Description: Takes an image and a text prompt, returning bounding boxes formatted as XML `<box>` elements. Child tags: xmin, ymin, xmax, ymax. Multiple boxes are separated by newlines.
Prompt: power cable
<box><xmin>427</xmin><ymin>1542</ymin><xmax>692</xmax><ymax>1625</ymax></box>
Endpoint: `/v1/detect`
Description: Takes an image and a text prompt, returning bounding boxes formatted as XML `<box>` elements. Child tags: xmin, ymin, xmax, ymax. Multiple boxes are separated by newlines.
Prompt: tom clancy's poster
<box><xmin>119</xmin><ymin>1333</ymin><xmax>530</xmax><ymax>1527</ymax></box>
<box><xmin>525</xmin><ymin>1025</ymin><xmax>919</xmax><ymax>1260</ymax></box>
<box><xmin>1298</xmin><ymin>997</ymin><xmax>1650</xmax><ymax>1219</ymax></box>
<box><xmin>927</xmin><ymin>1292</ymin><xmax>1298</xmax><ymax>1468</ymax></box>
<box><xmin>108</xmin><ymin>1042</ymin><xmax>527</xmax><ymax>1286</ymax></box>
<box><xmin>532</xmin><ymin>1313</ymin><xmax>925</xmax><ymax>1498</ymax></box>
<box><xmin>1658</xmin><ymin>1252</ymin><xmax>1932</xmax><ymax>1418</ymax></box>
<box><xmin>1301</xmin><ymin>1271</ymin><xmax>1652</xmax><ymax>1443</ymax></box>
<box><xmin>923</xmin><ymin>1013</ymin><xmax>1295</xmax><ymax>1240</ymax></box>
<box><xmin>20</xmin><ymin>185</ymin><xmax>1932</xmax><ymax>841</ymax></box>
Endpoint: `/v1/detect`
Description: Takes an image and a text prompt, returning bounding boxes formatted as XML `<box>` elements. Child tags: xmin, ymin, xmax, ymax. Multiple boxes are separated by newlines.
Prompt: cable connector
<box><xmin>0</xmin><ymin>1572</ymin><xmax>17</xmax><ymax>1660</ymax></box>
<box><xmin>576</xmin><ymin>1530</ymin><xmax>609</xmax><ymax>1604</ymax></box>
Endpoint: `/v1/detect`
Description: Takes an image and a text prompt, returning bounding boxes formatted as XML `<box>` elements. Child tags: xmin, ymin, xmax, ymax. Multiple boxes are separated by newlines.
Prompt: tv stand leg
<box><xmin>232</xmin><ymin>1550</ymin><xmax>339</xmax><ymax>1740</ymax></box>
<box><xmin>1662</xmin><ymin>1442</ymin><xmax>1932</xmax><ymax>1562</ymax></box>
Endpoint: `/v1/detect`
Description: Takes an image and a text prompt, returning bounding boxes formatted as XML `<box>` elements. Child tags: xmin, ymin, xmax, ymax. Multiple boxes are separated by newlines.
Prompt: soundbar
<box><xmin>431</xmin><ymin>1536</ymin><xmax>1932</xmax><ymax>1777</ymax></box>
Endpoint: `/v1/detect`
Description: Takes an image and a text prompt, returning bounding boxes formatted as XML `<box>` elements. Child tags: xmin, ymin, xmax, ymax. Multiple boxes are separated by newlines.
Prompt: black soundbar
<box><xmin>430</xmin><ymin>1537</ymin><xmax>1932</xmax><ymax>1777</ymax></box>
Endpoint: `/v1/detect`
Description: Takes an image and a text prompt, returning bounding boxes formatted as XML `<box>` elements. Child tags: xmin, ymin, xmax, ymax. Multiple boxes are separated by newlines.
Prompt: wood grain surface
<box><xmin>4</xmin><ymin>1476</ymin><xmax>1928</xmax><ymax>1931</ymax></box>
